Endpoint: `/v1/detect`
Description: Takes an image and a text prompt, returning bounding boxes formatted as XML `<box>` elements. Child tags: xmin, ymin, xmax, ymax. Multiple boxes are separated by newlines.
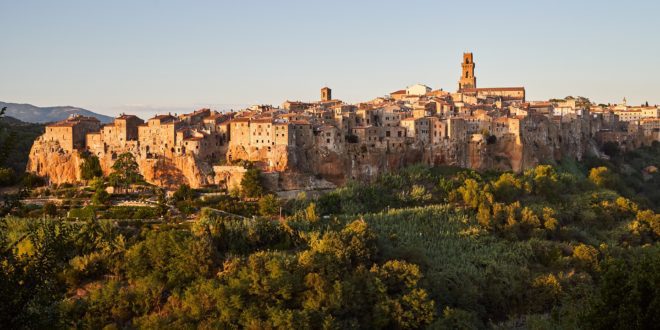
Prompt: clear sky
<box><xmin>1</xmin><ymin>0</ymin><xmax>659</xmax><ymax>117</ymax></box>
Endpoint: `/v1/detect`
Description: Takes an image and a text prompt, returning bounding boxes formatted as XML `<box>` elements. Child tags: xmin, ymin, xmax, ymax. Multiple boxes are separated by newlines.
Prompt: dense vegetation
<box><xmin>0</xmin><ymin>139</ymin><xmax>658</xmax><ymax>328</ymax></box>
<box><xmin>0</xmin><ymin>107</ymin><xmax>45</xmax><ymax>185</ymax></box>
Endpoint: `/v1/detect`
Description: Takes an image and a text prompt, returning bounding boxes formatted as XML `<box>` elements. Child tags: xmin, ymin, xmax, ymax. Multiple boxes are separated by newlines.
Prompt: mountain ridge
<box><xmin>0</xmin><ymin>101</ymin><xmax>113</xmax><ymax>123</ymax></box>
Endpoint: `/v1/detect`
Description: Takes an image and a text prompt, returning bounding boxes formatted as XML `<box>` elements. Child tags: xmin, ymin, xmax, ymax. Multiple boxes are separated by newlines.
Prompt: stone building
<box><xmin>44</xmin><ymin>115</ymin><xmax>101</xmax><ymax>152</ymax></box>
<box><xmin>406</xmin><ymin>84</ymin><xmax>432</xmax><ymax>96</ymax></box>
<box><xmin>429</xmin><ymin>116</ymin><xmax>447</xmax><ymax>144</ymax></box>
<box><xmin>228</xmin><ymin>117</ymin><xmax>251</xmax><ymax>147</ymax></box>
<box><xmin>138</xmin><ymin>114</ymin><xmax>182</xmax><ymax>158</ymax></box>
<box><xmin>250</xmin><ymin>117</ymin><xmax>275</xmax><ymax>148</ymax></box>
<box><xmin>316</xmin><ymin>125</ymin><xmax>342</xmax><ymax>152</ymax></box>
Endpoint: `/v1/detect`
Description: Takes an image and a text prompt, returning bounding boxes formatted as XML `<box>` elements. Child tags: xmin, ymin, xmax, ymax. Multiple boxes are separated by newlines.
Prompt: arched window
<box><xmin>465</xmin><ymin>71</ymin><xmax>469</xmax><ymax>78</ymax></box>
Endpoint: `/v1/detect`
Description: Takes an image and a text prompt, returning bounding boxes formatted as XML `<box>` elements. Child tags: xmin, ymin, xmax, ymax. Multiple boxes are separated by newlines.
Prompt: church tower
<box><xmin>321</xmin><ymin>87</ymin><xmax>332</xmax><ymax>102</ymax></box>
<box><xmin>458</xmin><ymin>52</ymin><xmax>476</xmax><ymax>90</ymax></box>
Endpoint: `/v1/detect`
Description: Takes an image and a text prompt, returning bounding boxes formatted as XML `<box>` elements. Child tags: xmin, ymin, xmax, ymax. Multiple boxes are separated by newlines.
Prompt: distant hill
<box><xmin>0</xmin><ymin>101</ymin><xmax>113</xmax><ymax>123</ymax></box>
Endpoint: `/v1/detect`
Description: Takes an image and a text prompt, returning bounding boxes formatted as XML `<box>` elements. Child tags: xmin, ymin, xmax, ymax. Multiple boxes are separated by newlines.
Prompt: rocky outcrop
<box><xmin>27</xmin><ymin>136</ymin><xmax>214</xmax><ymax>188</ymax></box>
<box><xmin>27</xmin><ymin>138</ymin><xmax>84</xmax><ymax>183</ymax></box>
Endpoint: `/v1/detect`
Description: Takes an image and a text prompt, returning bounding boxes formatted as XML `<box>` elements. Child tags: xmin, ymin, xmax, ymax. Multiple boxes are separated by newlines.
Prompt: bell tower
<box><xmin>321</xmin><ymin>87</ymin><xmax>332</xmax><ymax>102</ymax></box>
<box><xmin>458</xmin><ymin>52</ymin><xmax>476</xmax><ymax>90</ymax></box>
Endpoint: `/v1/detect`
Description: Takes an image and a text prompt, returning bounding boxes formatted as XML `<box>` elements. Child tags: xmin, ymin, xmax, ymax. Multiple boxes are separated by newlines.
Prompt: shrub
<box><xmin>0</xmin><ymin>167</ymin><xmax>16</xmax><ymax>186</ymax></box>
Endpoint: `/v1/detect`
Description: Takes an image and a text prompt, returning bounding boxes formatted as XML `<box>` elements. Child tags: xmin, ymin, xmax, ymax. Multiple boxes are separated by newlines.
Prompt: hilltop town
<box><xmin>27</xmin><ymin>53</ymin><xmax>660</xmax><ymax>190</ymax></box>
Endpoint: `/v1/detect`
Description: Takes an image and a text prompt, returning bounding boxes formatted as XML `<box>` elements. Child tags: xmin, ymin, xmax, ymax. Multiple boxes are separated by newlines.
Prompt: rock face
<box><xmin>27</xmin><ymin>138</ymin><xmax>84</xmax><ymax>183</ymax></box>
<box><xmin>27</xmin><ymin>114</ymin><xmax>594</xmax><ymax>190</ymax></box>
<box><xmin>27</xmin><ymin>135</ymin><xmax>214</xmax><ymax>188</ymax></box>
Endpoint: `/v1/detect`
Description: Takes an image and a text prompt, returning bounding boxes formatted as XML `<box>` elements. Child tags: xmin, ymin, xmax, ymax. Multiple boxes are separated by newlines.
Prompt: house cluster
<box><xmin>41</xmin><ymin>53</ymin><xmax>659</xmax><ymax>171</ymax></box>
<box><xmin>42</xmin><ymin>108</ymin><xmax>233</xmax><ymax>163</ymax></box>
<box><xmin>224</xmin><ymin>53</ymin><xmax>658</xmax><ymax>166</ymax></box>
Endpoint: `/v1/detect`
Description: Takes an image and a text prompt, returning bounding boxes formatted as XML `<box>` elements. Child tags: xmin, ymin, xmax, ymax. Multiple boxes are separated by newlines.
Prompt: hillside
<box><xmin>0</xmin><ymin>148</ymin><xmax>658</xmax><ymax>328</ymax></box>
<box><xmin>0</xmin><ymin>115</ymin><xmax>44</xmax><ymax>174</ymax></box>
<box><xmin>0</xmin><ymin>101</ymin><xmax>113</xmax><ymax>123</ymax></box>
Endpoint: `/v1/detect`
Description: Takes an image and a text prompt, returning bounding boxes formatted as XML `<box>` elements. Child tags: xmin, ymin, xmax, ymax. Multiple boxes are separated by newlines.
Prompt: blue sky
<box><xmin>1</xmin><ymin>0</ymin><xmax>659</xmax><ymax>117</ymax></box>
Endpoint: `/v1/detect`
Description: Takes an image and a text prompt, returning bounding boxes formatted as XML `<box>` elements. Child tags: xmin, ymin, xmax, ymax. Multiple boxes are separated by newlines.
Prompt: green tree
<box><xmin>91</xmin><ymin>188</ymin><xmax>110</xmax><ymax>206</ymax></box>
<box><xmin>0</xmin><ymin>219</ymin><xmax>76</xmax><ymax>328</ymax></box>
<box><xmin>582</xmin><ymin>248</ymin><xmax>660</xmax><ymax>329</ymax></box>
<box><xmin>155</xmin><ymin>188</ymin><xmax>168</xmax><ymax>217</ymax></box>
<box><xmin>108</xmin><ymin>152</ymin><xmax>143</xmax><ymax>188</ymax></box>
<box><xmin>241</xmin><ymin>167</ymin><xmax>263</xmax><ymax>198</ymax></box>
<box><xmin>0</xmin><ymin>107</ymin><xmax>17</xmax><ymax>168</ymax></box>
<box><xmin>172</xmin><ymin>184</ymin><xmax>194</xmax><ymax>202</ymax></box>
<box><xmin>258</xmin><ymin>194</ymin><xmax>280</xmax><ymax>217</ymax></box>
<box><xmin>80</xmin><ymin>154</ymin><xmax>103</xmax><ymax>180</ymax></box>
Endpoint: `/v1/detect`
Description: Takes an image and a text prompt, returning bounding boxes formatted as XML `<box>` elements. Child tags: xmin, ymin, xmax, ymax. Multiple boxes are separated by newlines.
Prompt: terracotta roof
<box><xmin>461</xmin><ymin>87</ymin><xmax>525</xmax><ymax>92</ymax></box>
<box><xmin>117</xmin><ymin>114</ymin><xmax>139</xmax><ymax>120</ymax></box>
<box><xmin>47</xmin><ymin>116</ymin><xmax>99</xmax><ymax>127</ymax></box>
<box><xmin>291</xmin><ymin>120</ymin><xmax>311</xmax><ymax>125</ymax></box>
<box><xmin>390</xmin><ymin>89</ymin><xmax>406</xmax><ymax>95</ymax></box>
<box><xmin>280</xmin><ymin>113</ymin><xmax>302</xmax><ymax>118</ymax></box>
<box><xmin>251</xmin><ymin>117</ymin><xmax>274</xmax><ymax>123</ymax></box>
<box><xmin>150</xmin><ymin>114</ymin><xmax>177</xmax><ymax>123</ymax></box>
<box><xmin>316</xmin><ymin>125</ymin><xmax>337</xmax><ymax>131</ymax></box>
<box><xmin>229</xmin><ymin>117</ymin><xmax>251</xmax><ymax>123</ymax></box>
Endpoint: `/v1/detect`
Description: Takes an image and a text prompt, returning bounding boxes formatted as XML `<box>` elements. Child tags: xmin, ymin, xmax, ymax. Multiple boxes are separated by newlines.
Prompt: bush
<box><xmin>102</xmin><ymin>206</ymin><xmax>159</xmax><ymax>220</ymax></box>
<box><xmin>0</xmin><ymin>167</ymin><xmax>16</xmax><ymax>186</ymax></box>
<box><xmin>172</xmin><ymin>184</ymin><xmax>195</xmax><ymax>202</ymax></box>
<box><xmin>21</xmin><ymin>173</ymin><xmax>46</xmax><ymax>188</ymax></box>
<box><xmin>68</xmin><ymin>206</ymin><xmax>96</xmax><ymax>220</ymax></box>
<box><xmin>258</xmin><ymin>194</ymin><xmax>280</xmax><ymax>217</ymax></box>
<box><xmin>43</xmin><ymin>202</ymin><xmax>57</xmax><ymax>217</ymax></box>
<box><xmin>589</xmin><ymin>166</ymin><xmax>618</xmax><ymax>190</ymax></box>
